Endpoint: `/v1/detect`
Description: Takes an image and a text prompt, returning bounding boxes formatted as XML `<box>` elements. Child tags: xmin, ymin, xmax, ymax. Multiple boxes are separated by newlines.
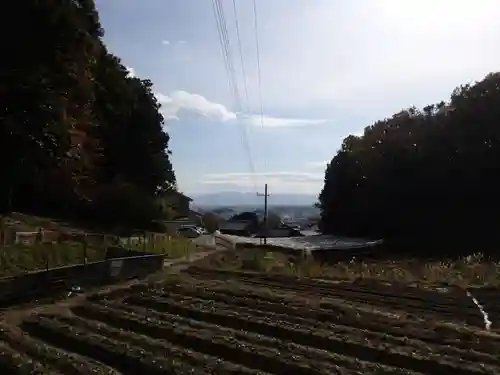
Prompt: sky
<box><xmin>95</xmin><ymin>0</ymin><xmax>500</xmax><ymax>197</ymax></box>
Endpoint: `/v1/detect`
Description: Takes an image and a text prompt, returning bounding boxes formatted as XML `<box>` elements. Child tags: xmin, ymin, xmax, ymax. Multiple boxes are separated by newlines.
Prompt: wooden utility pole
<box><xmin>257</xmin><ymin>184</ymin><xmax>270</xmax><ymax>244</ymax></box>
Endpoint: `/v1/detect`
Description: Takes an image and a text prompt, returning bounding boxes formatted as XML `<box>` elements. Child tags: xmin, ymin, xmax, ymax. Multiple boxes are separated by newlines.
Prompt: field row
<box><xmin>121</xmin><ymin>280</ymin><xmax>500</xmax><ymax>354</ymax></box>
<box><xmin>1</xmin><ymin>270</ymin><xmax>499</xmax><ymax>374</ymax></box>
<box><xmin>186</xmin><ymin>266</ymin><xmax>498</xmax><ymax>328</ymax></box>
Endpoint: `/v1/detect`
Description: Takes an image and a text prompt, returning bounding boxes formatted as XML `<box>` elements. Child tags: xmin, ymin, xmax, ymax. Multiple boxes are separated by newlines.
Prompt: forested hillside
<box><xmin>319</xmin><ymin>73</ymin><xmax>500</xmax><ymax>251</ymax></box>
<box><xmin>0</xmin><ymin>0</ymin><xmax>176</xmax><ymax>228</ymax></box>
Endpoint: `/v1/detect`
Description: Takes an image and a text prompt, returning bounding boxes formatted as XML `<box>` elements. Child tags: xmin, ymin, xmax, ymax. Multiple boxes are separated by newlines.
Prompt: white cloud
<box><xmin>306</xmin><ymin>161</ymin><xmax>329</xmax><ymax>168</ymax></box>
<box><xmin>162</xmin><ymin>40</ymin><xmax>170</xmax><ymax>45</ymax></box>
<box><xmin>154</xmin><ymin>91</ymin><xmax>328</xmax><ymax>126</ymax></box>
<box><xmin>233</xmin><ymin>0</ymin><xmax>500</xmax><ymax>119</ymax></box>
<box><xmin>155</xmin><ymin>91</ymin><xmax>236</xmax><ymax>121</ymax></box>
<box><xmin>241</xmin><ymin>115</ymin><xmax>327</xmax><ymax>128</ymax></box>
<box><xmin>125</xmin><ymin>66</ymin><xmax>135</xmax><ymax>78</ymax></box>
<box><xmin>200</xmin><ymin>171</ymin><xmax>323</xmax><ymax>194</ymax></box>
<box><xmin>178</xmin><ymin>40</ymin><xmax>186</xmax><ymax>44</ymax></box>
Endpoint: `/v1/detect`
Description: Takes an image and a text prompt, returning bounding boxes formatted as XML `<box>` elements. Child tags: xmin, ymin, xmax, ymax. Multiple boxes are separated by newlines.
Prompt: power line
<box><xmin>231</xmin><ymin>0</ymin><xmax>256</xmax><ymax>190</ymax></box>
<box><xmin>212</xmin><ymin>0</ymin><xmax>237</xmax><ymax>104</ymax></box>
<box><xmin>211</xmin><ymin>0</ymin><xmax>257</xmax><ymax>191</ymax></box>
<box><xmin>232</xmin><ymin>0</ymin><xmax>250</xmax><ymax>107</ymax></box>
<box><xmin>252</xmin><ymin>0</ymin><xmax>266</xmax><ymax>170</ymax></box>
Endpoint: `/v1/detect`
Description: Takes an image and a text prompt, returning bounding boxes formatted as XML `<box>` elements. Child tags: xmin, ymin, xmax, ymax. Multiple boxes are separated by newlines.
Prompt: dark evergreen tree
<box><xmin>0</xmin><ymin>0</ymin><xmax>177</xmax><ymax>229</ymax></box>
<box><xmin>319</xmin><ymin>73</ymin><xmax>500</xmax><ymax>254</ymax></box>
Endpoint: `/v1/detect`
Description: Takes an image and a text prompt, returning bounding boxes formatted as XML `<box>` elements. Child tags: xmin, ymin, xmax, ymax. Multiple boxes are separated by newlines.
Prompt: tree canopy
<box><xmin>0</xmin><ymin>0</ymin><xmax>176</xmax><ymax>229</ymax></box>
<box><xmin>202</xmin><ymin>212</ymin><xmax>221</xmax><ymax>234</ymax></box>
<box><xmin>319</xmin><ymin>72</ymin><xmax>500</xmax><ymax>253</ymax></box>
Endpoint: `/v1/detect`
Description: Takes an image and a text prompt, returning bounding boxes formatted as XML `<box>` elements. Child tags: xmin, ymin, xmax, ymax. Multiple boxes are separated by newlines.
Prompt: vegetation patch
<box><xmin>0</xmin><ymin>242</ymin><xmax>104</xmax><ymax>278</ymax></box>
<box><xmin>125</xmin><ymin>234</ymin><xmax>198</xmax><ymax>259</ymax></box>
<box><xmin>0</xmin><ymin>213</ymin><xmax>201</xmax><ymax>277</ymax></box>
<box><xmin>198</xmin><ymin>246</ymin><xmax>500</xmax><ymax>287</ymax></box>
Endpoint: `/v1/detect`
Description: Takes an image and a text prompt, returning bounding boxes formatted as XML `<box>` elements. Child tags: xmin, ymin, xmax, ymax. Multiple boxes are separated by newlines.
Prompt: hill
<box><xmin>191</xmin><ymin>192</ymin><xmax>317</xmax><ymax>207</ymax></box>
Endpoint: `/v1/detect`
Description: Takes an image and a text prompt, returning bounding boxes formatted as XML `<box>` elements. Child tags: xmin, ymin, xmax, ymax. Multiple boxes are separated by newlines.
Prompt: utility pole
<box><xmin>257</xmin><ymin>184</ymin><xmax>270</xmax><ymax>245</ymax></box>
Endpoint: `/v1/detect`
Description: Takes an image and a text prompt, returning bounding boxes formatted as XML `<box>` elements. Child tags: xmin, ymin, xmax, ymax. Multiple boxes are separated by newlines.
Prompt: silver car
<box><xmin>177</xmin><ymin>226</ymin><xmax>202</xmax><ymax>238</ymax></box>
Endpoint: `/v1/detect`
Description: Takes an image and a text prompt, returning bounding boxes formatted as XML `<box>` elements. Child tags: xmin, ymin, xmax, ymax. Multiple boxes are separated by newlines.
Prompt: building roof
<box><xmin>219</xmin><ymin>220</ymin><xmax>251</xmax><ymax>231</ymax></box>
<box><xmin>189</xmin><ymin>209</ymin><xmax>202</xmax><ymax>217</ymax></box>
<box><xmin>164</xmin><ymin>190</ymin><xmax>193</xmax><ymax>202</ymax></box>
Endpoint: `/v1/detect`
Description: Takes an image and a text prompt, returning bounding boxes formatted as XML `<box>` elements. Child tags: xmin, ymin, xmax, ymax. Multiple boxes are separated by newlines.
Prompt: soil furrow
<box><xmin>21</xmin><ymin>316</ymin><xmax>205</xmax><ymax>375</ymax></box>
<box><xmin>0</xmin><ymin>341</ymin><xmax>55</xmax><ymax>375</ymax></box>
<box><xmin>134</xmin><ymin>289</ymin><xmax>499</xmax><ymax>364</ymax></box>
<box><xmin>186</xmin><ymin>268</ymin><xmax>484</xmax><ymax>326</ymax></box>
<box><xmin>72</xmin><ymin>302</ymin><xmax>354</xmax><ymax>375</ymax></box>
<box><xmin>146</xmin><ymin>283</ymin><xmax>500</xmax><ymax>355</ymax></box>
<box><xmin>0</xmin><ymin>323</ymin><xmax>118</xmax><ymax>375</ymax></box>
<box><xmin>119</xmin><ymin>294</ymin><xmax>496</xmax><ymax>374</ymax></box>
<box><xmin>51</xmin><ymin>313</ymin><xmax>273</xmax><ymax>375</ymax></box>
<box><xmin>187</xmin><ymin>267</ymin><xmax>467</xmax><ymax>303</ymax></box>
<box><xmin>96</xmin><ymin>299</ymin><xmax>422</xmax><ymax>375</ymax></box>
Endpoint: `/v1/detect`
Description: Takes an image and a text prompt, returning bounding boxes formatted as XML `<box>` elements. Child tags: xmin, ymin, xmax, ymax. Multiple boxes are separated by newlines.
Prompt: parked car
<box><xmin>177</xmin><ymin>226</ymin><xmax>202</xmax><ymax>238</ymax></box>
<box><xmin>180</xmin><ymin>224</ymin><xmax>208</xmax><ymax>234</ymax></box>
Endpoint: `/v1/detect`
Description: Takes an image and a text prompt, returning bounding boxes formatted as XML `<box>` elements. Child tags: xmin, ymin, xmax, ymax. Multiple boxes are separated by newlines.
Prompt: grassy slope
<box><xmin>197</xmin><ymin>245</ymin><xmax>500</xmax><ymax>287</ymax></box>
<box><xmin>0</xmin><ymin>212</ymin><xmax>198</xmax><ymax>277</ymax></box>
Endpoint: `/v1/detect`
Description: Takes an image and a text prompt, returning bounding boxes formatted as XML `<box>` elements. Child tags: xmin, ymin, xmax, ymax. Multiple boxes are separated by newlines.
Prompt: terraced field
<box><xmin>1</xmin><ymin>265</ymin><xmax>500</xmax><ymax>374</ymax></box>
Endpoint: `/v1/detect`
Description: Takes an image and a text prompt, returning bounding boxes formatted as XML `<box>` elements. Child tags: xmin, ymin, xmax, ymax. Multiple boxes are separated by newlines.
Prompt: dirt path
<box><xmin>0</xmin><ymin>247</ymin><xmax>227</xmax><ymax>326</ymax></box>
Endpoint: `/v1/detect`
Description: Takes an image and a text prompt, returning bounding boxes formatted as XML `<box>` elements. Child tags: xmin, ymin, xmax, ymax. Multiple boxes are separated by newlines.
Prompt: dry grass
<box><xmin>0</xmin><ymin>242</ymin><xmax>105</xmax><ymax>277</ymax></box>
<box><xmin>202</xmin><ymin>247</ymin><xmax>500</xmax><ymax>287</ymax></box>
<box><xmin>314</xmin><ymin>253</ymin><xmax>500</xmax><ymax>287</ymax></box>
<box><xmin>125</xmin><ymin>234</ymin><xmax>198</xmax><ymax>259</ymax></box>
<box><xmin>0</xmin><ymin>213</ymin><xmax>201</xmax><ymax>276</ymax></box>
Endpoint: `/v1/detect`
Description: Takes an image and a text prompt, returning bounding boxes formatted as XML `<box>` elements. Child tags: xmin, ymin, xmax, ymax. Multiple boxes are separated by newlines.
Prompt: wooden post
<box><xmin>83</xmin><ymin>239</ymin><xmax>88</xmax><ymax>265</ymax></box>
<box><xmin>187</xmin><ymin>242</ymin><xmax>191</xmax><ymax>261</ymax></box>
<box><xmin>257</xmin><ymin>184</ymin><xmax>270</xmax><ymax>245</ymax></box>
<box><xmin>45</xmin><ymin>244</ymin><xmax>49</xmax><ymax>271</ymax></box>
<box><xmin>37</xmin><ymin>228</ymin><xmax>43</xmax><ymax>245</ymax></box>
<box><xmin>103</xmin><ymin>234</ymin><xmax>108</xmax><ymax>253</ymax></box>
<box><xmin>0</xmin><ymin>217</ymin><xmax>4</xmax><ymax>245</ymax></box>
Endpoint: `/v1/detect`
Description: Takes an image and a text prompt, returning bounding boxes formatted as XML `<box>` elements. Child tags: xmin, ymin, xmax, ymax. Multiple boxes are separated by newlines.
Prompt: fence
<box><xmin>0</xmin><ymin>226</ymin><xmax>201</xmax><ymax>276</ymax></box>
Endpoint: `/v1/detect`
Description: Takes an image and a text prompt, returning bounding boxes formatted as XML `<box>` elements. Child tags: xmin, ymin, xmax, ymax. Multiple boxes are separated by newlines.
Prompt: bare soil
<box><xmin>1</xmin><ymin>251</ymin><xmax>499</xmax><ymax>374</ymax></box>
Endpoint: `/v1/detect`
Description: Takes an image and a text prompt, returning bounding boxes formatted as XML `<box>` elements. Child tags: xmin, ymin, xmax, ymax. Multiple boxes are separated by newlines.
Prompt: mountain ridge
<box><xmin>190</xmin><ymin>191</ymin><xmax>317</xmax><ymax>207</ymax></box>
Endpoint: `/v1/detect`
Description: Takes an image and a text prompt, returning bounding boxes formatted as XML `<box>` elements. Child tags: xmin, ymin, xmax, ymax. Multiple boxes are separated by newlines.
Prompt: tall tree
<box><xmin>0</xmin><ymin>0</ymin><xmax>103</xmax><ymax>215</ymax></box>
<box><xmin>0</xmin><ymin>0</ymin><xmax>177</xmax><ymax>229</ymax></box>
<box><xmin>319</xmin><ymin>72</ymin><xmax>500</xmax><ymax>254</ymax></box>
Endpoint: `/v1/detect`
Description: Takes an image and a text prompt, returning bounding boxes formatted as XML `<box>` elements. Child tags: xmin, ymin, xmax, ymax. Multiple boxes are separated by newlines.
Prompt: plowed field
<box><xmin>1</xmin><ymin>265</ymin><xmax>500</xmax><ymax>374</ymax></box>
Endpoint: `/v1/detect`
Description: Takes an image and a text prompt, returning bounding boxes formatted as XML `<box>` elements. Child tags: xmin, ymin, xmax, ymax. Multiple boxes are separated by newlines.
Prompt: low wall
<box><xmin>105</xmin><ymin>246</ymin><xmax>155</xmax><ymax>259</ymax></box>
<box><xmin>214</xmin><ymin>234</ymin><xmax>235</xmax><ymax>250</ymax></box>
<box><xmin>233</xmin><ymin>239</ymin><xmax>384</xmax><ymax>264</ymax></box>
<box><xmin>0</xmin><ymin>247</ymin><xmax>165</xmax><ymax>308</ymax></box>
<box><xmin>160</xmin><ymin>220</ymin><xmax>197</xmax><ymax>234</ymax></box>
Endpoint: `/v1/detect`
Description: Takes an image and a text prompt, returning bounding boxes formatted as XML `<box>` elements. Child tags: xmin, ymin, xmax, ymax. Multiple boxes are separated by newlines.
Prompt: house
<box><xmin>157</xmin><ymin>191</ymin><xmax>205</xmax><ymax>232</ymax></box>
<box><xmin>219</xmin><ymin>220</ymin><xmax>254</xmax><ymax>236</ymax></box>
<box><xmin>255</xmin><ymin>224</ymin><xmax>304</xmax><ymax>238</ymax></box>
<box><xmin>160</xmin><ymin>191</ymin><xmax>193</xmax><ymax>218</ymax></box>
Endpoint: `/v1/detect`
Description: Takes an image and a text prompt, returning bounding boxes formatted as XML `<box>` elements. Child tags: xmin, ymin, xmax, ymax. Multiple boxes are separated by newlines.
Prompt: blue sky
<box><xmin>95</xmin><ymin>0</ymin><xmax>500</xmax><ymax>196</ymax></box>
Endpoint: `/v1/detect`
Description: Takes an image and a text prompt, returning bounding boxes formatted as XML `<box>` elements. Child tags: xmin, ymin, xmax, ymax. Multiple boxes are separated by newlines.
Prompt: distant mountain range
<box><xmin>191</xmin><ymin>191</ymin><xmax>317</xmax><ymax>207</ymax></box>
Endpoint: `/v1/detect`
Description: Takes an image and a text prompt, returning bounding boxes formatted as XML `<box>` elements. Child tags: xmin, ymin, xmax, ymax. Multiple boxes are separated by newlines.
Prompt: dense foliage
<box><xmin>202</xmin><ymin>212</ymin><xmax>221</xmax><ymax>234</ymax></box>
<box><xmin>0</xmin><ymin>0</ymin><xmax>176</xmax><ymax>228</ymax></box>
<box><xmin>319</xmin><ymin>73</ymin><xmax>500</xmax><ymax>250</ymax></box>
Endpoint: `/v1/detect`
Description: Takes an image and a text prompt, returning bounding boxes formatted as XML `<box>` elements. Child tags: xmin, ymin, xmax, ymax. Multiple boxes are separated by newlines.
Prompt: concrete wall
<box><xmin>0</xmin><ymin>247</ymin><xmax>165</xmax><ymax>308</ymax></box>
<box><xmin>160</xmin><ymin>220</ymin><xmax>197</xmax><ymax>233</ymax></box>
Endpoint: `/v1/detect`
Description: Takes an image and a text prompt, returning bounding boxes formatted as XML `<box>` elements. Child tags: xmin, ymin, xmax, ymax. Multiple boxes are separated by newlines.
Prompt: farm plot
<box><xmin>1</xmin><ymin>270</ymin><xmax>500</xmax><ymax>374</ymax></box>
